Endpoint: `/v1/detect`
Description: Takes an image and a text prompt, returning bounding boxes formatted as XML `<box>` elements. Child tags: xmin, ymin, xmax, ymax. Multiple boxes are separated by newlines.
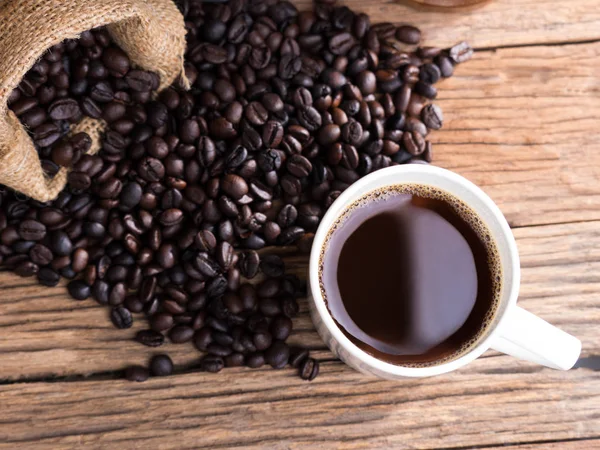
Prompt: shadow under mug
<box><xmin>308</xmin><ymin>165</ymin><xmax>582</xmax><ymax>379</ymax></box>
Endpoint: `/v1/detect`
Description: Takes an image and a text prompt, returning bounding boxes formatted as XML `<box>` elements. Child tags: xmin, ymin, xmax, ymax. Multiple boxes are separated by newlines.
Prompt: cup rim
<box><xmin>308</xmin><ymin>164</ymin><xmax>521</xmax><ymax>377</ymax></box>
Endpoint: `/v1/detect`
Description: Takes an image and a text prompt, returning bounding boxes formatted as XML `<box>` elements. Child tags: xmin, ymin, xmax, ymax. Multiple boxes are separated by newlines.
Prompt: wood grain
<box><xmin>294</xmin><ymin>0</ymin><xmax>600</xmax><ymax>48</ymax></box>
<box><xmin>0</xmin><ymin>357</ymin><xmax>598</xmax><ymax>450</ymax></box>
<box><xmin>432</xmin><ymin>41</ymin><xmax>600</xmax><ymax>226</ymax></box>
<box><xmin>1</xmin><ymin>219</ymin><xmax>598</xmax><ymax>381</ymax></box>
<box><xmin>2</xmin><ymin>3</ymin><xmax>600</xmax><ymax>448</ymax></box>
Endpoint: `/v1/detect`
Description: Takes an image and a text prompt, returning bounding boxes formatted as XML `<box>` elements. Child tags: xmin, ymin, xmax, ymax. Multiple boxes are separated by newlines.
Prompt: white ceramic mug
<box><xmin>308</xmin><ymin>164</ymin><xmax>582</xmax><ymax>378</ymax></box>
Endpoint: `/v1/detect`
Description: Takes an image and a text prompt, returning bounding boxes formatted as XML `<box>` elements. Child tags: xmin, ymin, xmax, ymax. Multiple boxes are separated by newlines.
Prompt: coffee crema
<box><xmin>318</xmin><ymin>184</ymin><xmax>502</xmax><ymax>367</ymax></box>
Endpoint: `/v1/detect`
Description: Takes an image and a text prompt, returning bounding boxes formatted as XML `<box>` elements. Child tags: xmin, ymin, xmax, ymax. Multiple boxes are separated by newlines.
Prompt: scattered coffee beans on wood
<box><xmin>0</xmin><ymin>0</ymin><xmax>472</xmax><ymax>381</ymax></box>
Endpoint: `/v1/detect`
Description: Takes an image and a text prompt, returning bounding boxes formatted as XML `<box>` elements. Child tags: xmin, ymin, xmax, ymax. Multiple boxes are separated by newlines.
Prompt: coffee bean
<box><xmin>151</xmin><ymin>312</ymin><xmax>174</xmax><ymax>332</ymax></box>
<box><xmin>135</xmin><ymin>329</ymin><xmax>165</xmax><ymax>347</ymax></box>
<box><xmin>216</xmin><ymin>241</ymin><xmax>233</xmax><ymax>270</ymax></box>
<box><xmin>415</xmin><ymin>81</ymin><xmax>437</xmax><ymax>99</ymax></box>
<box><xmin>18</xmin><ymin>220</ymin><xmax>46</xmax><ymax>241</ymax></box>
<box><xmin>450</xmin><ymin>41</ymin><xmax>474</xmax><ymax>63</ymax></box>
<box><xmin>109</xmin><ymin>306</ymin><xmax>132</xmax><ymax>329</ymax></box>
<box><xmin>195</xmin><ymin>230</ymin><xmax>217</xmax><ymax>252</ymax></box>
<box><xmin>138</xmin><ymin>157</ymin><xmax>165</xmax><ymax>182</ymax></box>
<box><xmin>48</xmin><ymin>98</ymin><xmax>80</xmax><ymax>120</ymax></box>
<box><xmin>195</xmin><ymin>253</ymin><xmax>220</xmax><ymax>278</ymax></box>
<box><xmin>286</xmin><ymin>154</ymin><xmax>312</xmax><ymax>178</ymax></box>
<box><xmin>395</xmin><ymin>25</ymin><xmax>421</xmax><ymax>45</ymax></box>
<box><xmin>29</xmin><ymin>244</ymin><xmax>53</xmax><ymax>265</ymax></box>
<box><xmin>272</xmin><ymin>315</ymin><xmax>293</xmax><ymax>340</ymax></box>
<box><xmin>262</xmin><ymin>121</ymin><xmax>284</xmax><ymax>147</ymax></box>
<box><xmin>150</xmin><ymin>354</ymin><xmax>173</xmax><ymax>376</ymax></box>
<box><xmin>245</xmin><ymin>101</ymin><xmax>269</xmax><ymax>126</ymax></box>
<box><xmin>126</xmin><ymin>70</ymin><xmax>155</xmax><ymax>91</ymax></box>
<box><xmin>260</xmin><ymin>254</ymin><xmax>285</xmax><ymax>278</ymax></box>
<box><xmin>169</xmin><ymin>325</ymin><xmax>195</xmax><ymax>343</ymax></box>
<box><xmin>67</xmin><ymin>280</ymin><xmax>90</xmax><ymax>300</ymax></box>
<box><xmin>317</xmin><ymin>124</ymin><xmax>340</xmax><ymax>146</ymax></box>
<box><xmin>221</xmin><ymin>174</ymin><xmax>249</xmax><ymax>199</ymax></box>
<box><xmin>403</xmin><ymin>130</ymin><xmax>426</xmax><ymax>155</ymax></box>
<box><xmin>287</xmin><ymin>347</ymin><xmax>308</xmax><ymax>369</ymax></box>
<box><xmin>435</xmin><ymin>54</ymin><xmax>454</xmax><ymax>78</ymax></box>
<box><xmin>159</xmin><ymin>208</ymin><xmax>183</xmax><ymax>227</ymax></box>
<box><xmin>239</xmin><ymin>250</ymin><xmax>260</xmax><ymax>278</ymax></box>
<box><xmin>200</xmin><ymin>355</ymin><xmax>224</xmax><ymax>373</ymax></box>
<box><xmin>329</xmin><ymin>32</ymin><xmax>355</xmax><ymax>55</ymax></box>
<box><xmin>246</xmin><ymin>352</ymin><xmax>265</xmax><ymax>368</ymax></box>
<box><xmin>422</xmin><ymin>104</ymin><xmax>443</xmax><ymax>130</ymax></box>
<box><xmin>297</xmin><ymin>106</ymin><xmax>322</xmax><ymax>131</ymax></box>
<box><xmin>265</xmin><ymin>341</ymin><xmax>290</xmax><ymax>369</ymax></box>
<box><xmin>38</xmin><ymin>268</ymin><xmax>60</xmax><ymax>287</ymax></box>
<box><xmin>299</xmin><ymin>358</ymin><xmax>319</xmax><ymax>380</ymax></box>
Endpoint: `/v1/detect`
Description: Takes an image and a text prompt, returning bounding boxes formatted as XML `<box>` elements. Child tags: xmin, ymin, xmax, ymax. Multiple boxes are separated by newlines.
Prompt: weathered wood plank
<box><xmin>1</xmin><ymin>219</ymin><xmax>597</xmax><ymax>380</ymax></box>
<box><xmin>294</xmin><ymin>0</ymin><xmax>600</xmax><ymax>48</ymax></box>
<box><xmin>0</xmin><ymin>357</ymin><xmax>598</xmax><ymax>449</ymax></box>
<box><xmin>484</xmin><ymin>441</ymin><xmax>600</xmax><ymax>450</ymax></box>
<box><xmin>433</xmin><ymin>41</ymin><xmax>600</xmax><ymax>227</ymax></box>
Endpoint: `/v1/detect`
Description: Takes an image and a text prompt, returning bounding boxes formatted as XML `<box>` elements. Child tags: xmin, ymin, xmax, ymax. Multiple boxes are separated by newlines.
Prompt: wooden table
<box><xmin>1</xmin><ymin>1</ymin><xmax>600</xmax><ymax>448</ymax></box>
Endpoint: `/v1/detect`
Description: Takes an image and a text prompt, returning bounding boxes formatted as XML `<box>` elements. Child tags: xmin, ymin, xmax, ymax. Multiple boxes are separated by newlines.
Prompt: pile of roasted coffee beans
<box><xmin>0</xmin><ymin>0</ymin><xmax>471</xmax><ymax>381</ymax></box>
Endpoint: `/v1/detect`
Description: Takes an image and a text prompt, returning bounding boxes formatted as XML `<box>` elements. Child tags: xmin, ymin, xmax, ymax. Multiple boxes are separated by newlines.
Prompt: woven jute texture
<box><xmin>0</xmin><ymin>0</ymin><xmax>188</xmax><ymax>202</ymax></box>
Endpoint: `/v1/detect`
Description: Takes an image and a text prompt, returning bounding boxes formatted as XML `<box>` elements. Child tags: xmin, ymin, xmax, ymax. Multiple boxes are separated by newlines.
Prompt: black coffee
<box><xmin>320</xmin><ymin>185</ymin><xmax>501</xmax><ymax>366</ymax></box>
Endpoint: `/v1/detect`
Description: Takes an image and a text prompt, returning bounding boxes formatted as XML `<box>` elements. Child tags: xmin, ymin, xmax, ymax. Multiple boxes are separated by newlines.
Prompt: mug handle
<box><xmin>491</xmin><ymin>306</ymin><xmax>581</xmax><ymax>370</ymax></box>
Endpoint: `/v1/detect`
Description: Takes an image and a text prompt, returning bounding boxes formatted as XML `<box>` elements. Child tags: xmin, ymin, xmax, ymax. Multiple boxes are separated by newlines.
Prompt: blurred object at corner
<box><xmin>411</xmin><ymin>0</ymin><xmax>488</xmax><ymax>7</ymax></box>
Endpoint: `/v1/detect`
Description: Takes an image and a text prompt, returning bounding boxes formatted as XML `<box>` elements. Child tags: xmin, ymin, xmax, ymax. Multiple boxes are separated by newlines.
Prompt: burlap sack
<box><xmin>0</xmin><ymin>0</ymin><xmax>188</xmax><ymax>202</ymax></box>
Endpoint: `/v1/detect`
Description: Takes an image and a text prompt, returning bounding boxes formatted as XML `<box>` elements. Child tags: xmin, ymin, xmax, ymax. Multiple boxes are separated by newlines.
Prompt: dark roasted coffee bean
<box><xmin>194</xmin><ymin>230</ymin><xmax>217</xmax><ymax>253</ymax></box>
<box><xmin>260</xmin><ymin>254</ymin><xmax>285</xmax><ymax>278</ymax></box>
<box><xmin>281</xmin><ymin>296</ymin><xmax>300</xmax><ymax>318</ymax></box>
<box><xmin>200</xmin><ymin>355</ymin><xmax>224</xmax><ymax>373</ymax></box>
<box><xmin>299</xmin><ymin>357</ymin><xmax>319</xmax><ymax>380</ymax></box>
<box><xmin>195</xmin><ymin>252</ymin><xmax>220</xmax><ymax>278</ymax></box>
<box><xmin>317</xmin><ymin>123</ymin><xmax>341</xmax><ymax>145</ymax></box>
<box><xmin>150</xmin><ymin>354</ymin><xmax>173</xmax><ymax>376</ymax></box>
<box><xmin>49</xmin><ymin>231</ymin><xmax>73</xmax><ymax>256</ymax></box>
<box><xmin>67</xmin><ymin>280</ymin><xmax>90</xmax><ymax>300</ymax></box>
<box><xmin>92</xmin><ymin>280</ymin><xmax>110</xmax><ymax>305</ymax></box>
<box><xmin>265</xmin><ymin>341</ymin><xmax>290</xmax><ymax>369</ymax></box>
<box><xmin>151</xmin><ymin>312</ymin><xmax>174</xmax><ymax>332</ymax></box>
<box><xmin>216</xmin><ymin>241</ymin><xmax>233</xmax><ymax>270</ymax></box>
<box><xmin>239</xmin><ymin>250</ymin><xmax>260</xmax><ymax>278</ymax></box>
<box><xmin>169</xmin><ymin>325</ymin><xmax>195</xmax><ymax>343</ymax></box>
<box><xmin>415</xmin><ymin>81</ymin><xmax>437</xmax><ymax>99</ymax></box>
<box><xmin>395</xmin><ymin>25</ymin><xmax>421</xmax><ymax>44</ymax></box>
<box><xmin>420</xmin><ymin>63</ymin><xmax>441</xmax><ymax>84</ymax></box>
<box><xmin>48</xmin><ymin>98</ymin><xmax>80</xmax><ymax>120</ymax></box>
<box><xmin>286</xmin><ymin>154</ymin><xmax>312</xmax><ymax>178</ymax></box>
<box><xmin>271</xmin><ymin>316</ymin><xmax>292</xmax><ymax>340</ymax></box>
<box><xmin>125</xmin><ymin>366</ymin><xmax>149</xmax><ymax>382</ymax></box>
<box><xmin>246</xmin><ymin>352</ymin><xmax>265</xmax><ymax>368</ymax></box>
<box><xmin>245</xmin><ymin>101</ymin><xmax>269</xmax><ymax>126</ymax></box>
<box><xmin>37</xmin><ymin>268</ymin><xmax>60</xmax><ymax>287</ymax></box>
<box><xmin>403</xmin><ymin>130</ymin><xmax>427</xmax><ymax>155</ymax></box>
<box><xmin>329</xmin><ymin>32</ymin><xmax>355</xmax><ymax>55</ymax></box>
<box><xmin>221</xmin><ymin>174</ymin><xmax>248</xmax><ymax>199</ymax></box>
<box><xmin>435</xmin><ymin>54</ymin><xmax>454</xmax><ymax>77</ymax></box>
<box><xmin>135</xmin><ymin>329</ymin><xmax>165</xmax><ymax>347</ymax></box>
<box><xmin>422</xmin><ymin>103</ymin><xmax>443</xmax><ymax>130</ymax></box>
<box><xmin>289</xmin><ymin>347</ymin><xmax>309</xmax><ymax>368</ymax></box>
<box><xmin>297</xmin><ymin>106</ymin><xmax>322</xmax><ymax>131</ymax></box>
<box><xmin>262</xmin><ymin>121</ymin><xmax>284</xmax><ymax>147</ymax></box>
<box><xmin>18</xmin><ymin>220</ymin><xmax>46</xmax><ymax>241</ymax></box>
<box><xmin>126</xmin><ymin>70</ymin><xmax>155</xmax><ymax>91</ymax></box>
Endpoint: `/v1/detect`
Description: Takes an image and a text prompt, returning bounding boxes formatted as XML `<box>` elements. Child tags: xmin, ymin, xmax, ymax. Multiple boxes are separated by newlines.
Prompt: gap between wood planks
<box><xmin>435</xmin><ymin>436</ymin><xmax>600</xmax><ymax>450</ymax></box>
<box><xmin>475</xmin><ymin>37</ymin><xmax>600</xmax><ymax>52</ymax></box>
